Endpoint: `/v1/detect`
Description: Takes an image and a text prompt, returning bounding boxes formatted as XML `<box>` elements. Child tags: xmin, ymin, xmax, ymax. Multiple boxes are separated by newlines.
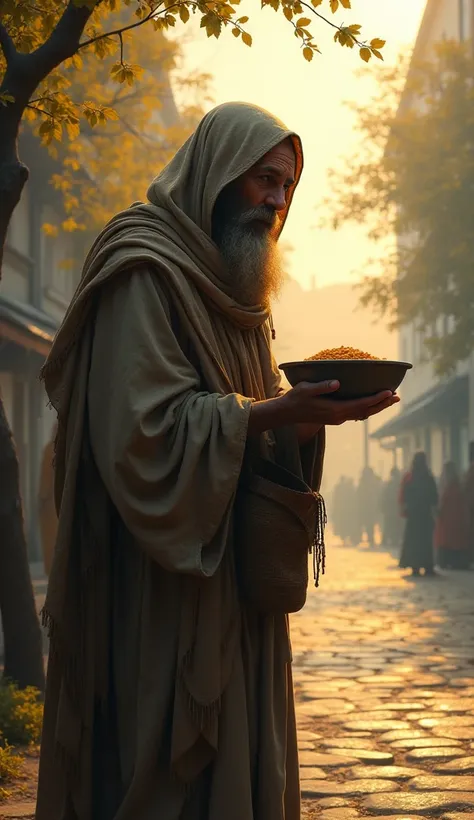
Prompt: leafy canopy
<box><xmin>1</xmin><ymin>0</ymin><xmax>386</xmax><ymax>128</ymax></box>
<box><xmin>37</xmin><ymin>19</ymin><xmax>210</xmax><ymax>236</ymax></box>
<box><xmin>0</xmin><ymin>0</ymin><xmax>385</xmax><ymax>241</ymax></box>
<box><xmin>324</xmin><ymin>40</ymin><xmax>474</xmax><ymax>375</ymax></box>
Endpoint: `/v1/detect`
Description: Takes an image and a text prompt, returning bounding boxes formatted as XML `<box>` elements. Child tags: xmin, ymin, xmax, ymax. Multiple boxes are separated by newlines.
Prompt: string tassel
<box><xmin>311</xmin><ymin>493</ymin><xmax>327</xmax><ymax>588</ymax></box>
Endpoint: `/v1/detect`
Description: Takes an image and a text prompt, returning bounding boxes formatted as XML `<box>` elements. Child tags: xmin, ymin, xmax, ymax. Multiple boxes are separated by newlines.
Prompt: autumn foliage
<box><xmin>325</xmin><ymin>41</ymin><xmax>474</xmax><ymax>374</ymax></box>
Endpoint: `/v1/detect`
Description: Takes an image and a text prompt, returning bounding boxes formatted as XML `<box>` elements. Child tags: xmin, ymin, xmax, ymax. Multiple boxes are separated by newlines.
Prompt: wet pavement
<box><xmin>296</xmin><ymin>540</ymin><xmax>474</xmax><ymax>819</ymax></box>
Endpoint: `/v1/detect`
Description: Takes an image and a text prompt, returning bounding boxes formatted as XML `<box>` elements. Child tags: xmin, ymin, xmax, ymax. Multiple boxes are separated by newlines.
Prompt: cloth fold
<box><xmin>36</xmin><ymin>102</ymin><xmax>315</xmax><ymax>820</ymax></box>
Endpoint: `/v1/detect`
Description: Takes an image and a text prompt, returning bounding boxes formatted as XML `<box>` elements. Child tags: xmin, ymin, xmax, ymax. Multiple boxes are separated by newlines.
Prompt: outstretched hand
<box><xmin>248</xmin><ymin>379</ymin><xmax>399</xmax><ymax>438</ymax></box>
<box><xmin>284</xmin><ymin>380</ymin><xmax>399</xmax><ymax>427</ymax></box>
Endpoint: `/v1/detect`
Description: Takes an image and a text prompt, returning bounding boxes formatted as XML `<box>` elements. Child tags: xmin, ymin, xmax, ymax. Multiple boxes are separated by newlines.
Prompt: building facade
<box><xmin>0</xmin><ymin>67</ymin><xmax>180</xmax><ymax>565</ymax></box>
<box><xmin>0</xmin><ymin>131</ymin><xmax>86</xmax><ymax>562</ymax></box>
<box><xmin>372</xmin><ymin>0</ymin><xmax>474</xmax><ymax>479</ymax></box>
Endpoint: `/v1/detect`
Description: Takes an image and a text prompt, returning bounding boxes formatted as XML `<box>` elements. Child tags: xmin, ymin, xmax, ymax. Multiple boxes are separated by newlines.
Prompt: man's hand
<box><xmin>248</xmin><ymin>380</ymin><xmax>399</xmax><ymax>437</ymax></box>
<box><xmin>281</xmin><ymin>381</ymin><xmax>399</xmax><ymax>426</ymax></box>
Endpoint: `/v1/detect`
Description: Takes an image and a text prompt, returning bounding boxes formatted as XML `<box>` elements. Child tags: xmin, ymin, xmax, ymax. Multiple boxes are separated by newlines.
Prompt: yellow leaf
<box><xmin>200</xmin><ymin>12</ymin><xmax>222</xmax><ymax>38</ymax></box>
<box><xmin>103</xmin><ymin>107</ymin><xmax>119</xmax><ymax>121</ymax></box>
<box><xmin>39</xmin><ymin>119</ymin><xmax>52</xmax><ymax>136</ymax></box>
<box><xmin>372</xmin><ymin>48</ymin><xmax>384</xmax><ymax>61</ymax></box>
<box><xmin>370</xmin><ymin>38</ymin><xmax>386</xmax><ymax>50</ymax></box>
<box><xmin>62</xmin><ymin>218</ymin><xmax>79</xmax><ymax>232</ymax></box>
<box><xmin>219</xmin><ymin>4</ymin><xmax>235</xmax><ymax>18</ymax></box>
<box><xmin>283</xmin><ymin>6</ymin><xmax>293</xmax><ymax>21</ymax></box>
<box><xmin>303</xmin><ymin>46</ymin><xmax>313</xmax><ymax>61</ymax></box>
<box><xmin>42</xmin><ymin>223</ymin><xmax>59</xmax><ymax>238</ymax></box>
<box><xmin>311</xmin><ymin>0</ymin><xmax>323</xmax><ymax>5</ymax></box>
<box><xmin>66</xmin><ymin>121</ymin><xmax>80</xmax><ymax>140</ymax></box>
<box><xmin>64</xmin><ymin>157</ymin><xmax>81</xmax><ymax>172</ymax></box>
<box><xmin>84</xmin><ymin>108</ymin><xmax>98</xmax><ymax>127</ymax></box>
<box><xmin>297</xmin><ymin>17</ymin><xmax>311</xmax><ymax>26</ymax></box>
<box><xmin>242</xmin><ymin>31</ymin><xmax>252</xmax><ymax>46</ymax></box>
<box><xmin>232</xmin><ymin>26</ymin><xmax>240</xmax><ymax>36</ymax></box>
<box><xmin>179</xmin><ymin>0</ymin><xmax>190</xmax><ymax>17</ymax></box>
<box><xmin>359</xmin><ymin>47</ymin><xmax>371</xmax><ymax>62</ymax></box>
<box><xmin>237</xmin><ymin>15</ymin><xmax>249</xmax><ymax>22</ymax></box>
<box><xmin>330</xmin><ymin>0</ymin><xmax>339</xmax><ymax>12</ymax></box>
<box><xmin>340</xmin><ymin>0</ymin><xmax>351</xmax><ymax>7</ymax></box>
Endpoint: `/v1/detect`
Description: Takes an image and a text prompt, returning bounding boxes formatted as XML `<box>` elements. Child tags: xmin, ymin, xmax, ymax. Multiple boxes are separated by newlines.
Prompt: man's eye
<box><xmin>259</xmin><ymin>175</ymin><xmax>272</xmax><ymax>183</ymax></box>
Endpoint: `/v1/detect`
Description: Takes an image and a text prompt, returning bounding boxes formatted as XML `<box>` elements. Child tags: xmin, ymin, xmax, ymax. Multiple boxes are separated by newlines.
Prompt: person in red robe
<box><xmin>435</xmin><ymin>461</ymin><xmax>470</xmax><ymax>570</ymax></box>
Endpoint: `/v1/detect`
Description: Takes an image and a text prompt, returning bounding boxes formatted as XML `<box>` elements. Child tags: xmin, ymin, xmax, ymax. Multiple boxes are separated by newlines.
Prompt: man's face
<box><xmin>212</xmin><ymin>138</ymin><xmax>296</xmax><ymax>308</ymax></box>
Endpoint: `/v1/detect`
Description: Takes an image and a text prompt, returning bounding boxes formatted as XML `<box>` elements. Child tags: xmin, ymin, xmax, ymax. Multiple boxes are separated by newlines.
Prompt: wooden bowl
<box><xmin>278</xmin><ymin>359</ymin><xmax>412</xmax><ymax>401</ymax></box>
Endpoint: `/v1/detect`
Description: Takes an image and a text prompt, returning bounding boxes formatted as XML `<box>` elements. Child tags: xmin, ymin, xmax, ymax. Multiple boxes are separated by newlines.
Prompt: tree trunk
<box><xmin>0</xmin><ymin>397</ymin><xmax>45</xmax><ymax>691</ymax></box>
<box><xmin>0</xmin><ymin>103</ymin><xmax>45</xmax><ymax>692</ymax></box>
<box><xmin>0</xmin><ymin>0</ymin><xmax>101</xmax><ymax>694</ymax></box>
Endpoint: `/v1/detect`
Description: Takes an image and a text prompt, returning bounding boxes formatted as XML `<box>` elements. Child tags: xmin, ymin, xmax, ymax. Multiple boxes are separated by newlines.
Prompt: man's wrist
<box><xmin>247</xmin><ymin>394</ymin><xmax>291</xmax><ymax>436</ymax></box>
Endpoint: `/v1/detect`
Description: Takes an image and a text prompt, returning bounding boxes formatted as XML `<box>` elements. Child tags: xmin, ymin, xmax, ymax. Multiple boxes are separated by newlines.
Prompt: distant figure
<box><xmin>399</xmin><ymin>452</ymin><xmax>438</xmax><ymax>577</ymax></box>
<box><xmin>462</xmin><ymin>443</ymin><xmax>474</xmax><ymax>567</ymax></box>
<box><xmin>381</xmin><ymin>466</ymin><xmax>403</xmax><ymax>547</ymax></box>
<box><xmin>331</xmin><ymin>476</ymin><xmax>348</xmax><ymax>543</ymax></box>
<box><xmin>332</xmin><ymin>476</ymin><xmax>361</xmax><ymax>546</ymax></box>
<box><xmin>357</xmin><ymin>466</ymin><xmax>381</xmax><ymax>547</ymax></box>
<box><xmin>436</xmin><ymin>462</ymin><xmax>470</xmax><ymax>569</ymax></box>
<box><xmin>345</xmin><ymin>477</ymin><xmax>362</xmax><ymax>546</ymax></box>
<box><xmin>38</xmin><ymin>424</ymin><xmax>58</xmax><ymax>577</ymax></box>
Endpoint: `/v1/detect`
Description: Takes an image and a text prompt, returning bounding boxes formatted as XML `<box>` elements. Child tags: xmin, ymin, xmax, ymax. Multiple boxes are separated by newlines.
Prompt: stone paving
<box><xmin>296</xmin><ymin>541</ymin><xmax>474</xmax><ymax>819</ymax></box>
<box><xmin>1</xmin><ymin>544</ymin><xmax>474</xmax><ymax>818</ymax></box>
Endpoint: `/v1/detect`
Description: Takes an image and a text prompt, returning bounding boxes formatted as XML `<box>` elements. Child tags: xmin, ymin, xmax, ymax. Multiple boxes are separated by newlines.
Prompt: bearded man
<box><xmin>35</xmin><ymin>102</ymin><xmax>397</xmax><ymax>820</ymax></box>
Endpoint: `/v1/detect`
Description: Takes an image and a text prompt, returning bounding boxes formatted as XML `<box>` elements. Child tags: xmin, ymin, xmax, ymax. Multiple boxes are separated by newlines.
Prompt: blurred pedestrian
<box><xmin>436</xmin><ymin>462</ymin><xmax>470</xmax><ymax>569</ymax></box>
<box><xmin>331</xmin><ymin>475</ymin><xmax>348</xmax><ymax>543</ymax></box>
<box><xmin>381</xmin><ymin>466</ymin><xmax>403</xmax><ymax>547</ymax></box>
<box><xmin>462</xmin><ymin>443</ymin><xmax>474</xmax><ymax>567</ymax></box>
<box><xmin>399</xmin><ymin>452</ymin><xmax>438</xmax><ymax>577</ymax></box>
<box><xmin>332</xmin><ymin>476</ymin><xmax>360</xmax><ymax>545</ymax></box>
<box><xmin>357</xmin><ymin>466</ymin><xmax>381</xmax><ymax>547</ymax></box>
<box><xmin>345</xmin><ymin>477</ymin><xmax>362</xmax><ymax>546</ymax></box>
<box><xmin>38</xmin><ymin>423</ymin><xmax>58</xmax><ymax>577</ymax></box>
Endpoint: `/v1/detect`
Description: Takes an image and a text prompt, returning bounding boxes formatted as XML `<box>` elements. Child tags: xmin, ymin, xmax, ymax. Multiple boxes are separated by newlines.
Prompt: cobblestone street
<box><xmin>2</xmin><ymin>543</ymin><xmax>474</xmax><ymax>819</ymax></box>
<box><xmin>296</xmin><ymin>541</ymin><xmax>474</xmax><ymax>820</ymax></box>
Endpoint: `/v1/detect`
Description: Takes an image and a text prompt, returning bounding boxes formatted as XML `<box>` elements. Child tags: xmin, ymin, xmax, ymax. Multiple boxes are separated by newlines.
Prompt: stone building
<box><xmin>372</xmin><ymin>0</ymin><xmax>474</xmax><ymax>478</ymax></box>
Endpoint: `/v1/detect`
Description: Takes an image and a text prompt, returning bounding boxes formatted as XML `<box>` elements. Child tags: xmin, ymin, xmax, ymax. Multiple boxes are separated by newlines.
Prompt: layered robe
<box><xmin>35</xmin><ymin>102</ymin><xmax>325</xmax><ymax>820</ymax></box>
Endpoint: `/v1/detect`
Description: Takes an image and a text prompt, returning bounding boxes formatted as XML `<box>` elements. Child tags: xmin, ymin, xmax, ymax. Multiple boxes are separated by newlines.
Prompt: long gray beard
<box><xmin>218</xmin><ymin>224</ymin><xmax>284</xmax><ymax>308</ymax></box>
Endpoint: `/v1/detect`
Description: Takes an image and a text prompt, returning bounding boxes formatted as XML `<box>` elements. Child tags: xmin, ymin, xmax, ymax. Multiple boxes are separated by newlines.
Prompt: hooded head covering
<box><xmin>39</xmin><ymin>103</ymin><xmax>304</xmax><ymax>809</ymax></box>
<box><xmin>43</xmin><ymin>101</ymin><xmax>302</xmax><ymax>407</ymax></box>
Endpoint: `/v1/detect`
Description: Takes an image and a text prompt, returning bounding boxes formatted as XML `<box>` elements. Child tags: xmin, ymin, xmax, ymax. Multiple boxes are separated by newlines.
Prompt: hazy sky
<box><xmin>175</xmin><ymin>0</ymin><xmax>427</xmax><ymax>289</ymax></box>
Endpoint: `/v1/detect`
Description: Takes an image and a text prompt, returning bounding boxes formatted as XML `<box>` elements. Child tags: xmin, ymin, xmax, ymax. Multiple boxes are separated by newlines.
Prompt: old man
<box><xmin>36</xmin><ymin>103</ymin><xmax>397</xmax><ymax>820</ymax></box>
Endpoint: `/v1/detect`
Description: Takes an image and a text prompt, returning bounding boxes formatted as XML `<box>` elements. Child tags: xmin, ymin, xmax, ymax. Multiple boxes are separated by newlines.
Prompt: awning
<box><xmin>0</xmin><ymin>295</ymin><xmax>58</xmax><ymax>358</ymax></box>
<box><xmin>371</xmin><ymin>375</ymin><xmax>468</xmax><ymax>440</ymax></box>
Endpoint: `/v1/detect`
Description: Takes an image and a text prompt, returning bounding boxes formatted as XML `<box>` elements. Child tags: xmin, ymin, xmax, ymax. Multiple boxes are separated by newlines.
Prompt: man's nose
<box><xmin>264</xmin><ymin>188</ymin><xmax>287</xmax><ymax>211</ymax></box>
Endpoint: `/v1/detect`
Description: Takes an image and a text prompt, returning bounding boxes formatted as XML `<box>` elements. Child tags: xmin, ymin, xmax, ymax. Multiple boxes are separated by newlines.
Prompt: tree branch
<box><xmin>30</xmin><ymin>0</ymin><xmax>102</xmax><ymax>80</ymax></box>
<box><xmin>0</xmin><ymin>20</ymin><xmax>16</xmax><ymax>65</ymax></box>
<box><xmin>79</xmin><ymin>6</ymin><xmax>159</xmax><ymax>51</ymax></box>
<box><xmin>298</xmin><ymin>0</ymin><xmax>366</xmax><ymax>48</ymax></box>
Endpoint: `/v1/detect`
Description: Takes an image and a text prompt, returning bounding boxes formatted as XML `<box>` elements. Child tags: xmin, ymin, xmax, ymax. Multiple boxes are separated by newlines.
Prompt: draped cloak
<box><xmin>35</xmin><ymin>102</ymin><xmax>325</xmax><ymax>820</ymax></box>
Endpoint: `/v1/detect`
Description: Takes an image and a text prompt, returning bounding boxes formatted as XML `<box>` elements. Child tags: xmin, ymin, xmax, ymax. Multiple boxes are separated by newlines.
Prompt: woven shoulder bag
<box><xmin>235</xmin><ymin>457</ymin><xmax>326</xmax><ymax>614</ymax></box>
